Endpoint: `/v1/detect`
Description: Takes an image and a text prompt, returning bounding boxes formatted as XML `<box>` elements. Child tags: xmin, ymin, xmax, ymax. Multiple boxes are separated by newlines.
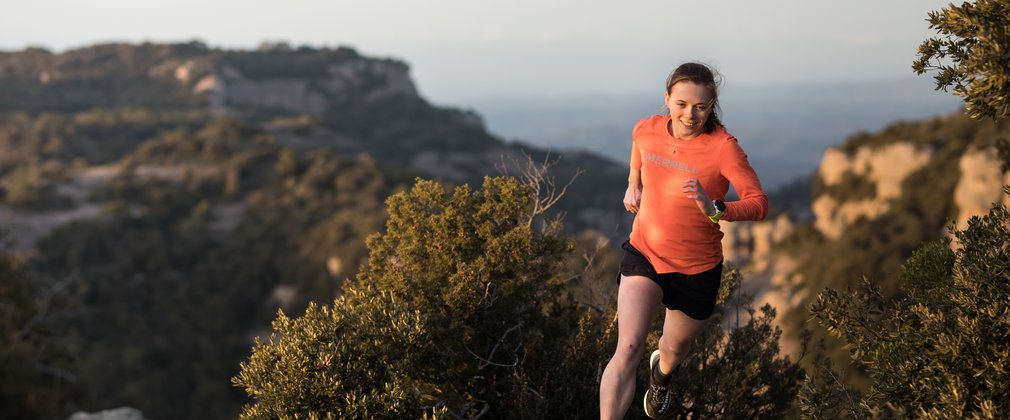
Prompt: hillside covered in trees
<box><xmin>0</xmin><ymin>42</ymin><xmax>634</xmax><ymax>418</ymax></box>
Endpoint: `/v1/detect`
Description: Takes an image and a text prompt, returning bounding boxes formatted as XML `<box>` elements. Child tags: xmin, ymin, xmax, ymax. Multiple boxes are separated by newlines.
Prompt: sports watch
<box><xmin>708</xmin><ymin>199</ymin><xmax>726</xmax><ymax>223</ymax></box>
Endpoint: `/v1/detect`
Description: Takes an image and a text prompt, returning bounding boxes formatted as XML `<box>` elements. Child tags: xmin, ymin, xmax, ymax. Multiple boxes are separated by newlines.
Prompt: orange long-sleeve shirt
<box><xmin>629</xmin><ymin>115</ymin><xmax>767</xmax><ymax>274</ymax></box>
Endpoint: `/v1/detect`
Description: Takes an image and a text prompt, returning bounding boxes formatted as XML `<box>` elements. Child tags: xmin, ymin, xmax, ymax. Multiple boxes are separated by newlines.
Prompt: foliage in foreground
<box><xmin>914</xmin><ymin>0</ymin><xmax>1010</xmax><ymax>121</ymax></box>
<box><xmin>801</xmin><ymin>186</ymin><xmax>1010</xmax><ymax>418</ymax></box>
<box><xmin>651</xmin><ymin>269</ymin><xmax>805</xmax><ymax>419</ymax></box>
<box><xmin>234</xmin><ymin>176</ymin><xmax>604</xmax><ymax>418</ymax></box>
<box><xmin>234</xmin><ymin>176</ymin><xmax>804</xmax><ymax>419</ymax></box>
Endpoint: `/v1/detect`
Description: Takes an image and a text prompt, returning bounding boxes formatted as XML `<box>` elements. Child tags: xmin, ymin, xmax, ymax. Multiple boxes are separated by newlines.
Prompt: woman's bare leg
<box><xmin>656</xmin><ymin>309</ymin><xmax>710</xmax><ymax>376</ymax></box>
<box><xmin>599</xmin><ymin>275</ymin><xmax>662</xmax><ymax>420</ymax></box>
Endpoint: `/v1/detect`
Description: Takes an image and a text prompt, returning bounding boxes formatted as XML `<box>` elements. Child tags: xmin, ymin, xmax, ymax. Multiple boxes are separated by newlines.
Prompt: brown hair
<box><xmin>665</xmin><ymin>62</ymin><xmax>723</xmax><ymax>134</ymax></box>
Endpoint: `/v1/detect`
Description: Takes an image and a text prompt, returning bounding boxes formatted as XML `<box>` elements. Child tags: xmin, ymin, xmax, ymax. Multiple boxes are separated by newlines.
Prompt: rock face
<box><xmin>954</xmin><ymin>146</ymin><xmax>1010</xmax><ymax>231</ymax></box>
<box><xmin>813</xmin><ymin>142</ymin><xmax>933</xmax><ymax>239</ymax></box>
<box><xmin>195</xmin><ymin>59</ymin><xmax>417</xmax><ymax>116</ymax></box>
<box><xmin>812</xmin><ymin>141</ymin><xmax>1009</xmax><ymax>241</ymax></box>
<box><xmin>726</xmin><ymin>136</ymin><xmax>1009</xmax><ymax>357</ymax></box>
<box><xmin>721</xmin><ymin>214</ymin><xmax>794</xmax><ymax>272</ymax></box>
<box><xmin>719</xmin><ymin>214</ymin><xmax>803</xmax><ymax>354</ymax></box>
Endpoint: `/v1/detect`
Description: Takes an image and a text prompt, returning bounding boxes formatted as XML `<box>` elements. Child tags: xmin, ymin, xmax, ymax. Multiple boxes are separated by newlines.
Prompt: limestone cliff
<box><xmin>954</xmin><ymin>146</ymin><xmax>1010</xmax><ymax>231</ymax></box>
<box><xmin>0</xmin><ymin>42</ymin><xmax>417</xmax><ymax>116</ymax></box>
<box><xmin>811</xmin><ymin>134</ymin><xmax>1009</xmax><ymax>240</ymax></box>
<box><xmin>724</xmin><ymin>111</ymin><xmax>1010</xmax><ymax>356</ymax></box>
<box><xmin>721</xmin><ymin>214</ymin><xmax>794</xmax><ymax>272</ymax></box>
<box><xmin>188</xmin><ymin>57</ymin><xmax>417</xmax><ymax>116</ymax></box>
<box><xmin>813</xmin><ymin>142</ymin><xmax>933</xmax><ymax>239</ymax></box>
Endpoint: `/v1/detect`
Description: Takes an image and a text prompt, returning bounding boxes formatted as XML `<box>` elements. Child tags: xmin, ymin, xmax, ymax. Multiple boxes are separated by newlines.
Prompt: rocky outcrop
<box><xmin>719</xmin><ymin>215</ymin><xmax>803</xmax><ymax>353</ymax></box>
<box><xmin>721</xmin><ymin>214</ymin><xmax>794</xmax><ymax>272</ymax></box>
<box><xmin>728</xmin><ymin>129</ymin><xmax>1009</xmax><ymax>358</ymax></box>
<box><xmin>813</xmin><ymin>142</ymin><xmax>933</xmax><ymax>239</ymax></box>
<box><xmin>954</xmin><ymin>146</ymin><xmax>1010</xmax><ymax>231</ymax></box>
<box><xmin>813</xmin><ymin>141</ymin><xmax>1009</xmax><ymax>241</ymax></box>
<box><xmin>196</xmin><ymin>59</ymin><xmax>417</xmax><ymax>116</ymax></box>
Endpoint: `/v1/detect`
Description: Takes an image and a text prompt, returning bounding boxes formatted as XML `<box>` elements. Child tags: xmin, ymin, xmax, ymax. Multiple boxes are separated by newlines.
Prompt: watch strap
<box><xmin>708</xmin><ymin>199</ymin><xmax>725</xmax><ymax>223</ymax></box>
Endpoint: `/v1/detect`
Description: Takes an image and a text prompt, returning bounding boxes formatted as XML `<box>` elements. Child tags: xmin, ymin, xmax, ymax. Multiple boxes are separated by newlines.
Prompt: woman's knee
<box><xmin>659</xmin><ymin>336</ymin><xmax>692</xmax><ymax>358</ymax></box>
<box><xmin>612</xmin><ymin>339</ymin><xmax>647</xmax><ymax>362</ymax></box>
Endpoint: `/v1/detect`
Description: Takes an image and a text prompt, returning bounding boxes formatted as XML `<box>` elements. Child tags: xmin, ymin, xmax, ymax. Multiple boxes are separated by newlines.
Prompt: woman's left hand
<box><xmin>682</xmin><ymin>178</ymin><xmax>716</xmax><ymax>216</ymax></box>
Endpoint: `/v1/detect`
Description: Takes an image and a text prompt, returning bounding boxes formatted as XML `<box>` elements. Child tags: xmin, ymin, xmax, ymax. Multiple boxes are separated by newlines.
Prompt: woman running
<box><xmin>599</xmin><ymin>62</ymin><xmax>768</xmax><ymax>419</ymax></box>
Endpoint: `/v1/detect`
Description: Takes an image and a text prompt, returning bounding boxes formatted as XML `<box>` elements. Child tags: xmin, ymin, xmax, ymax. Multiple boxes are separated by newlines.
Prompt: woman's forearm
<box><xmin>628</xmin><ymin>169</ymin><xmax>641</xmax><ymax>188</ymax></box>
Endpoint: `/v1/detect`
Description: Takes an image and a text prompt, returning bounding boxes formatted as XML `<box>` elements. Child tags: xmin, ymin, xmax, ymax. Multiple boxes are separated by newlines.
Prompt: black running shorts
<box><xmin>617</xmin><ymin>240</ymin><xmax>723</xmax><ymax>320</ymax></box>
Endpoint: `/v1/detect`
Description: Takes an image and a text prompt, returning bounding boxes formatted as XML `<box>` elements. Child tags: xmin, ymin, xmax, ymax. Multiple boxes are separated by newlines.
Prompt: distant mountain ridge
<box><xmin>0</xmin><ymin>42</ymin><xmax>412</xmax><ymax>114</ymax></box>
<box><xmin>0</xmin><ymin>42</ymin><xmax>630</xmax><ymax>242</ymax></box>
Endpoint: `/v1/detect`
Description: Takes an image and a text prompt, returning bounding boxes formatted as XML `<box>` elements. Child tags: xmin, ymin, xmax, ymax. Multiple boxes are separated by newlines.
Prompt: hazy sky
<box><xmin>1</xmin><ymin>0</ymin><xmax>953</xmax><ymax>104</ymax></box>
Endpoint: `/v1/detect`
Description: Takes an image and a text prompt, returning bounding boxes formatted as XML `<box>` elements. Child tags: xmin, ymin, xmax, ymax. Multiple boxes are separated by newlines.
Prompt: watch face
<box><xmin>715</xmin><ymin>200</ymin><xmax>726</xmax><ymax>211</ymax></box>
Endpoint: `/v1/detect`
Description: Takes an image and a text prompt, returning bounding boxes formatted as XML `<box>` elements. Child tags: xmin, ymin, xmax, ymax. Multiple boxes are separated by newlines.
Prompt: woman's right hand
<box><xmin>623</xmin><ymin>185</ymin><xmax>642</xmax><ymax>213</ymax></box>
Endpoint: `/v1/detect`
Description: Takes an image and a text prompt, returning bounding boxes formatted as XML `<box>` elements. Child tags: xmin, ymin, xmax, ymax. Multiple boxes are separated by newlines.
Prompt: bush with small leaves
<box><xmin>235</xmin><ymin>176</ymin><xmax>805</xmax><ymax>419</ymax></box>
<box><xmin>235</xmin><ymin>176</ymin><xmax>598</xmax><ymax>418</ymax></box>
<box><xmin>802</xmin><ymin>186</ymin><xmax>1010</xmax><ymax>418</ymax></box>
<box><xmin>914</xmin><ymin>0</ymin><xmax>1010</xmax><ymax>121</ymax></box>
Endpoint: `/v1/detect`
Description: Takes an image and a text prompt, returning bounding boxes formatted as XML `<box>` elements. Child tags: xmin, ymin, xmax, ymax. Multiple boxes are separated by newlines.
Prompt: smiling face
<box><xmin>665</xmin><ymin>81</ymin><xmax>714</xmax><ymax>140</ymax></box>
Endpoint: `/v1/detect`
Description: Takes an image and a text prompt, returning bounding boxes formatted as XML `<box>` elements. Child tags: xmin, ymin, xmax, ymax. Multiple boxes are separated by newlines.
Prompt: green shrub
<box><xmin>802</xmin><ymin>186</ymin><xmax>1010</xmax><ymax>418</ymax></box>
<box><xmin>914</xmin><ymin>0</ymin><xmax>1010</xmax><ymax>120</ymax></box>
<box><xmin>235</xmin><ymin>176</ymin><xmax>588</xmax><ymax>418</ymax></box>
<box><xmin>235</xmin><ymin>176</ymin><xmax>804</xmax><ymax>419</ymax></box>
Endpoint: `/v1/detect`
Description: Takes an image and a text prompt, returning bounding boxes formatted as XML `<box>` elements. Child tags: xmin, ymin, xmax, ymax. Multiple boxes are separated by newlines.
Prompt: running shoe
<box><xmin>643</xmin><ymin>349</ymin><xmax>673</xmax><ymax>418</ymax></box>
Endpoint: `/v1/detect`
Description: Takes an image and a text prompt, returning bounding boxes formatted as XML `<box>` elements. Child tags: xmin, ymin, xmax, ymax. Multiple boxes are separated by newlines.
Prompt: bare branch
<box><xmin>514</xmin><ymin>369</ymin><xmax>546</xmax><ymax>400</ymax></box>
<box><xmin>564</xmin><ymin>237</ymin><xmax>612</xmax><ymax>314</ymax></box>
<box><xmin>467</xmin><ymin>322</ymin><xmax>523</xmax><ymax>369</ymax></box>
<box><xmin>19</xmin><ymin>273</ymin><xmax>77</xmax><ymax>339</ymax></box>
<box><xmin>824</xmin><ymin>364</ymin><xmax>859</xmax><ymax>415</ymax></box>
<box><xmin>31</xmin><ymin>355</ymin><xmax>79</xmax><ymax>383</ymax></box>
<box><xmin>498</xmin><ymin>149</ymin><xmax>583</xmax><ymax>224</ymax></box>
<box><xmin>464</xmin><ymin>347</ymin><xmax>519</xmax><ymax>369</ymax></box>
